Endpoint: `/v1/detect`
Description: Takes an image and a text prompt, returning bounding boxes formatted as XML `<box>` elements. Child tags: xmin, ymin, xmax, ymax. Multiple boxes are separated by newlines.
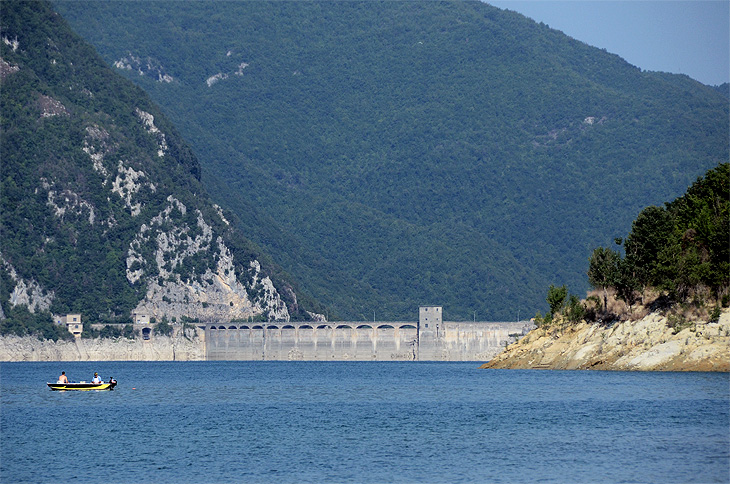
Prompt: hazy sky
<box><xmin>488</xmin><ymin>1</ymin><xmax>729</xmax><ymax>86</ymax></box>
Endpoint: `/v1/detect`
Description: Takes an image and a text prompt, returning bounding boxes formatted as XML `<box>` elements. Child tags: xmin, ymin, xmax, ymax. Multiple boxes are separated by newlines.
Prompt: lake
<box><xmin>1</xmin><ymin>362</ymin><xmax>728</xmax><ymax>483</ymax></box>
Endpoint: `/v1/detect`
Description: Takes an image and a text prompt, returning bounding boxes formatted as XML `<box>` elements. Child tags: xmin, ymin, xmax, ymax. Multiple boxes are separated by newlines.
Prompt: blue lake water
<box><xmin>1</xmin><ymin>361</ymin><xmax>728</xmax><ymax>483</ymax></box>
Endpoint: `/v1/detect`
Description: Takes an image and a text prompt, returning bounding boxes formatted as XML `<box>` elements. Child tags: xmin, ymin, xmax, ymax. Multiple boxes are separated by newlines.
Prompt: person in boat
<box><xmin>58</xmin><ymin>371</ymin><xmax>68</xmax><ymax>384</ymax></box>
<box><xmin>92</xmin><ymin>372</ymin><xmax>102</xmax><ymax>384</ymax></box>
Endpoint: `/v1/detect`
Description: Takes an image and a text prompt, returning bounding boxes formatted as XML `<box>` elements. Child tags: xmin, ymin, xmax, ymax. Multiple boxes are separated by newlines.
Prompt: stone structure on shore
<box><xmin>0</xmin><ymin>306</ymin><xmax>534</xmax><ymax>362</ymax></box>
<box><xmin>0</xmin><ymin>325</ymin><xmax>205</xmax><ymax>362</ymax></box>
<box><xmin>204</xmin><ymin>306</ymin><xmax>533</xmax><ymax>361</ymax></box>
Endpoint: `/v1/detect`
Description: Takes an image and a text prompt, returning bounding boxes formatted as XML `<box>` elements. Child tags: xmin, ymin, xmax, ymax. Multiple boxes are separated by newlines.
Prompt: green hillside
<box><xmin>53</xmin><ymin>1</ymin><xmax>729</xmax><ymax>321</ymax></box>
<box><xmin>0</xmin><ymin>0</ymin><xmax>318</xmax><ymax>331</ymax></box>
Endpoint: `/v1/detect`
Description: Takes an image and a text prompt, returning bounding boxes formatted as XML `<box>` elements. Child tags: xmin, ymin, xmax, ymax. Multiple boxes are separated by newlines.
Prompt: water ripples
<box><xmin>1</xmin><ymin>362</ymin><xmax>728</xmax><ymax>483</ymax></box>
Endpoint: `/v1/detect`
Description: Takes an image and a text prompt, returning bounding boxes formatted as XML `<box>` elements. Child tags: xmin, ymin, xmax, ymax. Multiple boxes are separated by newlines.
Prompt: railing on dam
<box><xmin>203</xmin><ymin>320</ymin><xmax>535</xmax><ymax>362</ymax></box>
<box><xmin>203</xmin><ymin>321</ymin><xmax>418</xmax><ymax>331</ymax></box>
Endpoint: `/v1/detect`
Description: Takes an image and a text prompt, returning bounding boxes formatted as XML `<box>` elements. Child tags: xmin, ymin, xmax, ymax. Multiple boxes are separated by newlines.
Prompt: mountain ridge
<box><xmin>0</xmin><ymin>0</ymin><xmax>322</xmax><ymax>330</ymax></box>
<box><xmin>50</xmin><ymin>1</ymin><xmax>730</xmax><ymax>320</ymax></box>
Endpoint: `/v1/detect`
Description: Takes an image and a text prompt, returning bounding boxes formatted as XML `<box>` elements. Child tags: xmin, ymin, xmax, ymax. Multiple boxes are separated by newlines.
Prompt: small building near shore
<box><xmin>55</xmin><ymin>314</ymin><xmax>82</xmax><ymax>338</ymax></box>
<box><xmin>132</xmin><ymin>312</ymin><xmax>151</xmax><ymax>324</ymax></box>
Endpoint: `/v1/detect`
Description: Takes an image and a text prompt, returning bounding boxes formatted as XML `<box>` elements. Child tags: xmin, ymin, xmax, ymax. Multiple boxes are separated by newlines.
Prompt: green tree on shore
<box><xmin>588</xmin><ymin>163</ymin><xmax>729</xmax><ymax>317</ymax></box>
<box><xmin>587</xmin><ymin>247</ymin><xmax>620</xmax><ymax>311</ymax></box>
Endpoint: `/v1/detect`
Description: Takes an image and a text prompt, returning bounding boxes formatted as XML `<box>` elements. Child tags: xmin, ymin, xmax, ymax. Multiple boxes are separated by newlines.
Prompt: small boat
<box><xmin>47</xmin><ymin>379</ymin><xmax>117</xmax><ymax>391</ymax></box>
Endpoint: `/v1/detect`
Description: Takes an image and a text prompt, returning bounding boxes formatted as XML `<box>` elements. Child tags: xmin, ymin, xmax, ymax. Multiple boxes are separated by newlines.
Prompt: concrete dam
<box><xmin>205</xmin><ymin>306</ymin><xmax>535</xmax><ymax>361</ymax></box>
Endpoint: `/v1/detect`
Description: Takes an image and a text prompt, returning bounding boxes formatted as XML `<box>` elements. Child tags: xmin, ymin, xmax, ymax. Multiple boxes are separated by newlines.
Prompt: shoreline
<box><xmin>481</xmin><ymin>310</ymin><xmax>730</xmax><ymax>372</ymax></box>
<box><xmin>4</xmin><ymin>310</ymin><xmax>728</xmax><ymax>369</ymax></box>
<box><xmin>0</xmin><ymin>333</ymin><xmax>205</xmax><ymax>362</ymax></box>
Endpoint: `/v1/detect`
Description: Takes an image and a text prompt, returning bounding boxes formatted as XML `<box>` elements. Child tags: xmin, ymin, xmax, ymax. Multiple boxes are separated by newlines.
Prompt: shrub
<box><xmin>546</xmin><ymin>284</ymin><xmax>567</xmax><ymax>317</ymax></box>
<box><xmin>99</xmin><ymin>325</ymin><xmax>124</xmax><ymax>339</ymax></box>
<box><xmin>122</xmin><ymin>324</ymin><xmax>137</xmax><ymax>339</ymax></box>
<box><xmin>667</xmin><ymin>312</ymin><xmax>692</xmax><ymax>334</ymax></box>
<box><xmin>81</xmin><ymin>322</ymin><xmax>100</xmax><ymax>339</ymax></box>
<box><xmin>709</xmin><ymin>306</ymin><xmax>721</xmax><ymax>324</ymax></box>
<box><xmin>154</xmin><ymin>320</ymin><xmax>173</xmax><ymax>336</ymax></box>
<box><xmin>564</xmin><ymin>295</ymin><xmax>585</xmax><ymax>324</ymax></box>
<box><xmin>0</xmin><ymin>307</ymin><xmax>73</xmax><ymax>341</ymax></box>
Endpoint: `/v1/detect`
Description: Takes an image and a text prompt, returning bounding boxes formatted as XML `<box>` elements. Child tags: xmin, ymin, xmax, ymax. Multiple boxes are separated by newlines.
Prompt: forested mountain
<box><xmin>0</xmin><ymin>0</ymin><xmax>321</xmax><ymax>331</ymax></box>
<box><xmin>52</xmin><ymin>1</ymin><xmax>728</xmax><ymax>321</ymax></box>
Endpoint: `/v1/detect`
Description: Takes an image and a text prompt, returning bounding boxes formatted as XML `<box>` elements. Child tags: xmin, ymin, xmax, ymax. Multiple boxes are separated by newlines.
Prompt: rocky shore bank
<box><xmin>0</xmin><ymin>331</ymin><xmax>205</xmax><ymax>362</ymax></box>
<box><xmin>481</xmin><ymin>310</ymin><xmax>729</xmax><ymax>371</ymax></box>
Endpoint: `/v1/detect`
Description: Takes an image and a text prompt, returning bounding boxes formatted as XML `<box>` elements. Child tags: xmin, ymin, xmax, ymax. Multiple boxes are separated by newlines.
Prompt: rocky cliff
<box><xmin>0</xmin><ymin>1</ymin><xmax>320</xmax><ymax>328</ymax></box>
<box><xmin>481</xmin><ymin>310</ymin><xmax>729</xmax><ymax>371</ymax></box>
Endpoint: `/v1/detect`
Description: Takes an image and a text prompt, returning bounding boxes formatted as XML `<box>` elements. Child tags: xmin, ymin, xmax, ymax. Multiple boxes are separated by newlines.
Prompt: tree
<box><xmin>623</xmin><ymin>205</ymin><xmax>673</xmax><ymax>293</ymax></box>
<box><xmin>614</xmin><ymin>257</ymin><xmax>640</xmax><ymax>311</ymax></box>
<box><xmin>546</xmin><ymin>284</ymin><xmax>567</xmax><ymax>317</ymax></box>
<box><xmin>154</xmin><ymin>320</ymin><xmax>173</xmax><ymax>337</ymax></box>
<box><xmin>587</xmin><ymin>247</ymin><xmax>620</xmax><ymax>312</ymax></box>
<box><xmin>587</xmin><ymin>164</ymin><xmax>729</xmax><ymax>309</ymax></box>
<box><xmin>564</xmin><ymin>294</ymin><xmax>585</xmax><ymax>323</ymax></box>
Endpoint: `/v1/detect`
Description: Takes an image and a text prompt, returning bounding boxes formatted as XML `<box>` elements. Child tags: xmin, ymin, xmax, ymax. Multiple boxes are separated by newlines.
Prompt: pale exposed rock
<box><xmin>127</xmin><ymin>197</ymin><xmax>290</xmax><ymax>322</ymax></box>
<box><xmin>114</xmin><ymin>53</ymin><xmax>173</xmax><ymax>83</ymax></box>
<box><xmin>2</xmin><ymin>35</ymin><xmax>19</xmax><ymax>51</ymax></box>
<box><xmin>306</xmin><ymin>311</ymin><xmax>327</xmax><ymax>322</ymax></box>
<box><xmin>235</xmin><ymin>62</ymin><xmax>249</xmax><ymax>76</ymax></box>
<box><xmin>42</xmin><ymin>179</ymin><xmax>96</xmax><ymax>225</ymax></box>
<box><xmin>0</xmin><ymin>58</ymin><xmax>20</xmax><ymax>80</ymax></box>
<box><xmin>112</xmin><ymin>160</ymin><xmax>146</xmax><ymax>216</ymax></box>
<box><xmin>249</xmin><ymin>260</ymin><xmax>290</xmax><ymax>321</ymax></box>
<box><xmin>617</xmin><ymin>340</ymin><xmax>683</xmax><ymax>370</ymax></box>
<box><xmin>82</xmin><ymin>125</ymin><xmax>112</xmax><ymax>180</ymax></box>
<box><xmin>1</xmin><ymin>258</ymin><xmax>54</xmax><ymax>313</ymax></box>
<box><xmin>206</xmin><ymin>72</ymin><xmax>228</xmax><ymax>87</ymax></box>
<box><xmin>135</xmin><ymin>108</ymin><xmax>168</xmax><ymax>157</ymax></box>
<box><xmin>114</xmin><ymin>55</ymin><xmax>137</xmax><ymax>72</ymax></box>
<box><xmin>482</xmin><ymin>310</ymin><xmax>730</xmax><ymax>371</ymax></box>
<box><xmin>38</xmin><ymin>94</ymin><xmax>69</xmax><ymax>117</ymax></box>
<box><xmin>569</xmin><ymin>341</ymin><xmax>601</xmax><ymax>366</ymax></box>
<box><xmin>213</xmin><ymin>204</ymin><xmax>230</xmax><ymax>226</ymax></box>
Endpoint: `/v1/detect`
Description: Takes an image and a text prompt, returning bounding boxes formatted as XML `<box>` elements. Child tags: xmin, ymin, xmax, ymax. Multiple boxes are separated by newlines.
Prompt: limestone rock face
<box><xmin>127</xmin><ymin>196</ymin><xmax>290</xmax><ymax>322</ymax></box>
<box><xmin>0</xmin><ymin>1</ymin><xmax>312</xmax><ymax>329</ymax></box>
<box><xmin>1</xmin><ymin>258</ymin><xmax>54</xmax><ymax>313</ymax></box>
<box><xmin>482</xmin><ymin>310</ymin><xmax>730</xmax><ymax>371</ymax></box>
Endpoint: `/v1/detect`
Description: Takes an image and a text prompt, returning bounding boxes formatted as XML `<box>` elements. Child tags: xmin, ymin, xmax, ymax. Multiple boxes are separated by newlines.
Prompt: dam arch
<box><xmin>205</xmin><ymin>307</ymin><xmax>534</xmax><ymax>361</ymax></box>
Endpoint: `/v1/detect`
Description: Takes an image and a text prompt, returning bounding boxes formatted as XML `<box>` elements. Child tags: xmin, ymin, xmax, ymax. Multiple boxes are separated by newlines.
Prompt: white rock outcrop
<box><xmin>2</xmin><ymin>35</ymin><xmax>19</xmax><ymax>51</ymax></box>
<box><xmin>38</xmin><ymin>94</ymin><xmax>69</xmax><ymax>117</ymax></box>
<box><xmin>112</xmin><ymin>161</ymin><xmax>147</xmax><ymax>216</ymax></box>
<box><xmin>206</xmin><ymin>72</ymin><xmax>228</xmax><ymax>87</ymax></box>
<box><xmin>127</xmin><ymin>197</ymin><xmax>290</xmax><ymax>322</ymax></box>
<box><xmin>482</xmin><ymin>310</ymin><xmax>730</xmax><ymax>372</ymax></box>
<box><xmin>2</xmin><ymin>258</ymin><xmax>54</xmax><ymax>313</ymax></box>
<box><xmin>42</xmin><ymin>179</ymin><xmax>96</xmax><ymax>225</ymax></box>
<box><xmin>0</xmin><ymin>58</ymin><xmax>20</xmax><ymax>79</ymax></box>
<box><xmin>135</xmin><ymin>108</ymin><xmax>168</xmax><ymax>157</ymax></box>
<box><xmin>82</xmin><ymin>125</ymin><xmax>112</xmax><ymax>180</ymax></box>
<box><xmin>114</xmin><ymin>53</ymin><xmax>173</xmax><ymax>83</ymax></box>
